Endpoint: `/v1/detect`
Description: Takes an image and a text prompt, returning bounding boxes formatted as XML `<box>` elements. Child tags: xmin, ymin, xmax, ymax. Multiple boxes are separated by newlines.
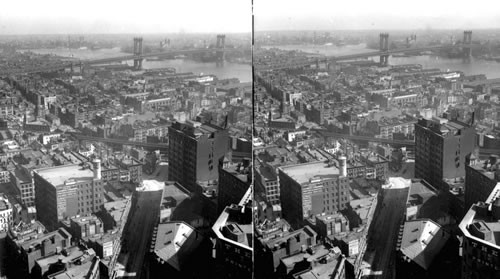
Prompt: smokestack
<box><xmin>339</xmin><ymin>156</ymin><xmax>347</xmax><ymax>177</ymax></box>
<box><xmin>93</xmin><ymin>159</ymin><xmax>101</xmax><ymax>180</ymax></box>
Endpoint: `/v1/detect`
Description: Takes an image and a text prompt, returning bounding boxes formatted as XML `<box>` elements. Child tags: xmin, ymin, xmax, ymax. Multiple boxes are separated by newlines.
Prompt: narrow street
<box><xmin>362</xmin><ymin>187</ymin><xmax>409</xmax><ymax>279</ymax></box>
<box><xmin>116</xmin><ymin>189</ymin><xmax>162</xmax><ymax>278</ymax></box>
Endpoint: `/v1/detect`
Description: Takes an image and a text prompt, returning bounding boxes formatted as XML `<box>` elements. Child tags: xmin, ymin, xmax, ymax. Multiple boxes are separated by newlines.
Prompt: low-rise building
<box><xmin>255</xmin><ymin>225</ymin><xmax>318</xmax><ymax>279</ymax></box>
<box><xmin>277</xmin><ymin>245</ymin><xmax>347</xmax><ymax>279</ymax></box>
<box><xmin>10</xmin><ymin>166</ymin><xmax>35</xmax><ymax>207</ymax></box>
<box><xmin>5</xmin><ymin>227</ymin><xmax>72</xmax><ymax>278</ymax></box>
<box><xmin>32</xmin><ymin>246</ymin><xmax>98</xmax><ymax>279</ymax></box>
<box><xmin>315</xmin><ymin>212</ymin><xmax>349</xmax><ymax>240</ymax></box>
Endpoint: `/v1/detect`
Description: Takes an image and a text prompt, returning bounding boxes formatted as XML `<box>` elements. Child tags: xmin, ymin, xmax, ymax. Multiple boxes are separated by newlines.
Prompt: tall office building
<box><xmin>33</xmin><ymin>161</ymin><xmax>104</xmax><ymax>231</ymax></box>
<box><xmin>254</xmin><ymin>162</ymin><xmax>280</xmax><ymax>206</ymax></box>
<box><xmin>217</xmin><ymin>159</ymin><xmax>251</xmax><ymax>214</ymax></box>
<box><xmin>279</xmin><ymin>160</ymin><xmax>350</xmax><ymax>229</ymax></box>
<box><xmin>465</xmin><ymin>155</ymin><xmax>500</xmax><ymax>213</ymax></box>
<box><xmin>168</xmin><ymin>121</ymin><xmax>229</xmax><ymax>193</ymax></box>
<box><xmin>459</xmin><ymin>183</ymin><xmax>500</xmax><ymax>279</ymax></box>
<box><xmin>415</xmin><ymin>118</ymin><xmax>476</xmax><ymax>190</ymax></box>
<box><xmin>212</xmin><ymin>186</ymin><xmax>252</xmax><ymax>279</ymax></box>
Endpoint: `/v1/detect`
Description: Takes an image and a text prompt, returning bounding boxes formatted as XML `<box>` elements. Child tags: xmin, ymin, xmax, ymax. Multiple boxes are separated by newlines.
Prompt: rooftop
<box><xmin>399</xmin><ymin>219</ymin><xmax>449</xmax><ymax>270</ymax></box>
<box><xmin>36</xmin><ymin>245</ymin><xmax>94</xmax><ymax>270</ymax></box>
<box><xmin>467</xmin><ymin>157</ymin><xmax>500</xmax><ymax>181</ymax></box>
<box><xmin>170</xmin><ymin>121</ymin><xmax>223</xmax><ymax>138</ymax></box>
<box><xmin>416</xmin><ymin>118</ymin><xmax>471</xmax><ymax>137</ymax></box>
<box><xmin>48</xmin><ymin>256</ymin><xmax>99</xmax><ymax>279</ymax></box>
<box><xmin>316</xmin><ymin>212</ymin><xmax>348</xmax><ymax>224</ymax></box>
<box><xmin>407</xmin><ymin>180</ymin><xmax>438</xmax><ymax>207</ymax></box>
<box><xmin>459</xmin><ymin>183</ymin><xmax>500</xmax><ymax>248</ymax></box>
<box><xmin>0</xmin><ymin>198</ymin><xmax>9</xmax><ymax>211</ymax></box>
<box><xmin>70</xmin><ymin>214</ymin><xmax>102</xmax><ymax>226</ymax></box>
<box><xmin>280</xmin><ymin>245</ymin><xmax>344</xmax><ymax>279</ymax></box>
<box><xmin>20</xmin><ymin>228</ymin><xmax>72</xmax><ymax>252</ymax></box>
<box><xmin>263</xmin><ymin>225</ymin><xmax>317</xmax><ymax>251</ymax></box>
<box><xmin>153</xmin><ymin>221</ymin><xmax>203</xmax><ymax>271</ymax></box>
<box><xmin>280</xmin><ymin>161</ymin><xmax>340</xmax><ymax>185</ymax></box>
<box><xmin>35</xmin><ymin>164</ymin><xmax>96</xmax><ymax>188</ymax></box>
<box><xmin>212</xmin><ymin>187</ymin><xmax>252</xmax><ymax>250</ymax></box>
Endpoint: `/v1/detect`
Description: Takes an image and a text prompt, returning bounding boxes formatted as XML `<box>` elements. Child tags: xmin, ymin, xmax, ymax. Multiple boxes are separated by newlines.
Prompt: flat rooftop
<box><xmin>71</xmin><ymin>215</ymin><xmax>101</xmax><ymax>225</ymax></box>
<box><xmin>49</xmin><ymin>257</ymin><xmax>98</xmax><ymax>279</ymax></box>
<box><xmin>460</xmin><ymin>183</ymin><xmax>500</xmax><ymax>247</ymax></box>
<box><xmin>20</xmin><ymin>228</ymin><xmax>72</xmax><ymax>251</ymax></box>
<box><xmin>263</xmin><ymin>225</ymin><xmax>317</xmax><ymax>250</ymax></box>
<box><xmin>468</xmin><ymin>160</ymin><xmax>498</xmax><ymax>181</ymax></box>
<box><xmin>316</xmin><ymin>212</ymin><xmax>348</xmax><ymax>224</ymax></box>
<box><xmin>36</xmin><ymin>245</ymin><xmax>92</xmax><ymax>269</ymax></box>
<box><xmin>280</xmin><ymin>161</ymin><xmax>340</xmax><ymax>185</ymax></box>
<box><xmin>407</xmin><ymin>180</ymin><xmax>437</xmax><ymax>207</ymax></box>
<box><xmin>257</xmin><ymin>165</ymin><xmax>277</xmax><ymax>181</ymax></box>
<box><xmin>212</xmin><ymin>187</ymin><xmax>252</xmax><ymax>250</ymax></box>
<box><xmin>280</xmin><ymin>245</ymin><xmax>344</xmax><ymax>279</ymax></box>
<box><xmin>35</xmin><ymin>164</ymin><xmax>95</xmax><ymax>188</ymax></box>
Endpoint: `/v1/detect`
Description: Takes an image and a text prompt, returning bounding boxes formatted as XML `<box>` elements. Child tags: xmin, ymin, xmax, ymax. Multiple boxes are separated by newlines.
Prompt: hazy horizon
<box><xmin>0</xmin><ymin>0</ymin><xmax>252</xmax><ymax>35</ymax></box>
<box><xmin>255</xmin><ymin>0</ymin><xmax>500</xmax><ymax>31</ymax></box>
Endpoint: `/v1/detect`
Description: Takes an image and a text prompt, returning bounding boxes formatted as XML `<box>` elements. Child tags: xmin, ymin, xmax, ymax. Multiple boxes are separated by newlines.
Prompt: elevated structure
<box><xmin>463</xmin><ymin>30</ymin><xmax>473</xmax><ymax>61</ymax></box>
<box><xmin>216</xmin><ymin>34</ymin><xmax>226</xmax><ymax>66</ymax></box>
<box><xmin>133</xmin><ymin>37</ymin><xmax>144</xmax><ymax>70</ymax></box>
<box><xmin>0</xmin><ymin>35</ymin><xmax>232</xmax><ymax>75</ymax></box>
<box><xmin>406</xmin><ymin>34</ymin><xmax>417</xmax><ymax>48</ymax></box>
<box><xmin>255</xmin><ymin>30</ymin><xmax>477</xmax><ymax>71</ymax></box>
<box><xmin>380</xmin><ymin>33</ymin><xmax>389</xmax><ymax>66</ymax></box>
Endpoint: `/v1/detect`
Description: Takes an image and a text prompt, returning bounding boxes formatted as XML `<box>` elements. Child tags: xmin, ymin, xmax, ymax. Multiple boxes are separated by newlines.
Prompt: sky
<box><xmin>0</xmin><ymin>0</ymin><xmax>252</xmax><ymax>34</ymax></box>
<box><xmin>2</xmin><ymin>0</ymin><xmax>500</xmax><ymax>34</ymax></box>
<box><xmin>255</xmin><ymin>0</ymin><xmax>500</xmax><ymax>31</ymax></box>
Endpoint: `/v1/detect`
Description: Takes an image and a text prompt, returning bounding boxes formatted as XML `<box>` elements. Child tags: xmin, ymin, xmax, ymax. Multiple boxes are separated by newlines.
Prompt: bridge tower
<box><xmin>406</xmin><ymin>34</ymin><xmax>416</xmax><ymax>48</ymax></box>
<box><xmin>133</xmin><ymin>37</ymin><xmax>144</xmax><ymax>70</ymax></box>
<box><xmin>463</xmin><ymin>30</ymin><xmax>472</xmax><ymax>61</ymax></box>
<box><xmin>379</xmin><ymin>33</ymin><xmax>389</xmax><ymax>66</ymax></box>
<box><xmin>216</xmin><ymin>34</ymin><xmax>226</xmax><ymax>66</ymax></box>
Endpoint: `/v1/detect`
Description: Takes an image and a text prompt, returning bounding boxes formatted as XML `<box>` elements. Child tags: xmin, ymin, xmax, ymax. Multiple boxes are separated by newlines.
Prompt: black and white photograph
<box><xmin>0</xmin><ymin>0</ymin><xmax>500</xmax><ymax>278</ymax></box>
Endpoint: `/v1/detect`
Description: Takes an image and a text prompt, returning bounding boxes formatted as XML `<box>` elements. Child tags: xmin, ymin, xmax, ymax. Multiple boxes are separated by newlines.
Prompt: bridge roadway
<box><xmin>316</xmin><ymin>130</ymin><xmax>500</xmax><ymax>155</ymax></box>
<box><xmin>0</xmin><ymin>47</ymin><xmax>238</xmax><ymax>76</ymax></box>
<box><xmin>255</xmin><ymin>43</ymin><xmax>477</xmax><ymax>71</ymax></box>
<box><xmin>73</xmin><ymin>133</ymin><xmax>168</xmax><ymax>149</ymax></box>
<box><xmin>315</xmin><ymin>130</ymin><xmax>415</xmax><ymax>146</ymax></box>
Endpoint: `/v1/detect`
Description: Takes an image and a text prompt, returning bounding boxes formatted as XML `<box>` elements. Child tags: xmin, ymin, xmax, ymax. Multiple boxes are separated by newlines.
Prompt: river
<box><xmin>264</xmin><ymin>44</ymin><xmax>500</xmax><ymax>79</ymax></box>
<box><xmin>26</xmin><ymin>47</ymin><xmax>252</xmax><ymax>82</ymax></box>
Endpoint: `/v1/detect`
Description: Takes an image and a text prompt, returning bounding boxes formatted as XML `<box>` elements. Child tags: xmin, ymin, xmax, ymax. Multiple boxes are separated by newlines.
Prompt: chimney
<box><xmin>339</xmin><ymin>156</ymin><xmax>347</xmax><ymax>177</ymax></box>
<box><xmin>92</xmin><ymin>159</ymin><xmax>101</xmax><ymax>180</ymax></box>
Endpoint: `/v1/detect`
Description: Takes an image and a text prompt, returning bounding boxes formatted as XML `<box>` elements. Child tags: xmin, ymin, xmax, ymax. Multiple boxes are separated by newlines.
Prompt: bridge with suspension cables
<box><xmin>255</xmin><ymin>31</ymin><xmax>477</xmax><ymax>71</ymax></box>
<box><xmin>0</xmin><ymin>34</ymin><xmax>239</xmax><ymax>75</ymax></box>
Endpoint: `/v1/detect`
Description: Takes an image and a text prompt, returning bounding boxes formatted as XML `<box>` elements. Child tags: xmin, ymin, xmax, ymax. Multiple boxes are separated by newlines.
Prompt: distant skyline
<box><xmin>0</xmin><ymin>0</ymin><xmax>251</xmax><ymax>35</ymax></box>
<box><xmin>255</xmin><ymin>0</ymin><xmax>500</xmax><ymax>31</ymax></box>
